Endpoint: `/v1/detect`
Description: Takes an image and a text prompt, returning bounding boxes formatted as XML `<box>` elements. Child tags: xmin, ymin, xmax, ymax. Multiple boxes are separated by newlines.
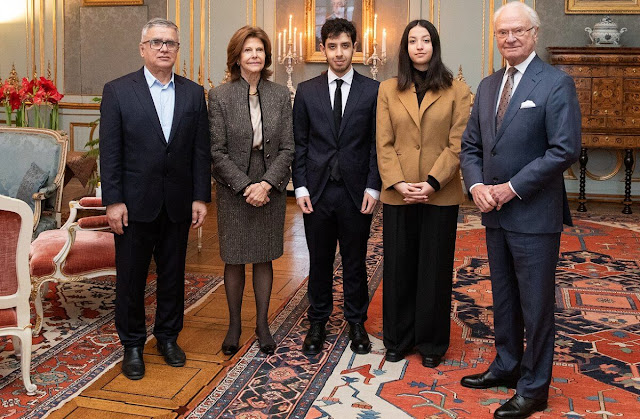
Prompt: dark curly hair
<box><xmin>320</xmin><ymin>18</ymin><xmax>357</xmax><ymax>45</ymax></box>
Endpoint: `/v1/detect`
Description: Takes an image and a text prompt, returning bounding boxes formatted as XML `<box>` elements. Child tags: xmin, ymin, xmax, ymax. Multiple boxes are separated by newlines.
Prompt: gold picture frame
<box><xmin>304</xmin><ymin>0</ymin><xmax>374</xmax><ymax>63</ymax></box>
<box><xmin>566</xmin><ymin>0</ymin><xmax>640</xmax><ymax>14</ymax></box>
<box><xmin>82</xmin><ymin>0</ymin><xmax>144</xmax><ymax>6</ymax></box>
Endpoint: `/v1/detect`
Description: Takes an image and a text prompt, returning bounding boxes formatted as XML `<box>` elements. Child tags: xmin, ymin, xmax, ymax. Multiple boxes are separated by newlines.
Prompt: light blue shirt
<box><xmin>144</xmin><ymin>66</ymin><xmax>175</xmax><ymax>142</ymax></box>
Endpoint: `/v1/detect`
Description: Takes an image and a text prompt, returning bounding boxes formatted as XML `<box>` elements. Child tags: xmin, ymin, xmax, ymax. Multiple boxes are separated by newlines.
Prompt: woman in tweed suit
<box><xmin>209</xmin><ymin>26</ymin><xmax>294</xmax><ymax>355</ymax></box>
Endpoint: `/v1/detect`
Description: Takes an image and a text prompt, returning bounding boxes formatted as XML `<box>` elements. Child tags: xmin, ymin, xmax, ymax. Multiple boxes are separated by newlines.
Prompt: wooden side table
<box><xmin>548</xmin><ymin>47</ymin><xmax>640</xmax><ymax>214</ymax></box>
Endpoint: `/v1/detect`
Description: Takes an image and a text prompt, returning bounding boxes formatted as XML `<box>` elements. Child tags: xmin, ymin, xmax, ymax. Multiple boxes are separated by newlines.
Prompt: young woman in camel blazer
<box><xmin>376</xmin><ymin>19</ymin><xmax>471</xmax><ymax>367</ymax></box>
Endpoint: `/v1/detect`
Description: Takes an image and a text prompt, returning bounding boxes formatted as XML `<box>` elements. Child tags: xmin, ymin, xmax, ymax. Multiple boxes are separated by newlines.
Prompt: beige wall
<box><xmin>0</xmin><ymin>0</ymin><xmax>637</xmax><ymax>197</ymax></box>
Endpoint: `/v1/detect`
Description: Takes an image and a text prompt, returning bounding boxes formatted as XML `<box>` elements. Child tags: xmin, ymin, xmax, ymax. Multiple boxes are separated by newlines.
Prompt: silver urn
<box><xmin>585</xmin><ymin>16</ymin><xmax>627</xmax><ymax>46</ymax></box>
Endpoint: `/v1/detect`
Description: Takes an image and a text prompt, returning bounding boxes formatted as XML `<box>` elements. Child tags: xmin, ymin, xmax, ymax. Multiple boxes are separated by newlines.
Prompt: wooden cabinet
<box><xmin>548</xmin><ymin>47</ymin><xmax>640</xmax><ymax>214</ymax></box>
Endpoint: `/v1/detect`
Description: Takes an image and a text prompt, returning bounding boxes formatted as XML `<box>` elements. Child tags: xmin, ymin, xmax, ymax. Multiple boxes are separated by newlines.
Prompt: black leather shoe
<box><xmin>348</xmin><ymin>323</ymin><xmax>371</xmax><ymax>355</ymax></box>
<box><xmin>221</xmin><ymin>342</ymin><xmax>239</xmax><ymax>355</ymax></box>
<box><xmin>461</xmin><ymin>370</ymin><xmax>519</xmax><ymax>389</ymax></box>
<box><xmin>421</xmin><ymin>354</ymin><xmax>442</xmax><ymax>368</ymax></box>
<box><xmin>122</xmin><ymin>346</ymin><xmax>145</xmax><ymax>380</ymax></box>
<box><xmin>494</xmin><ymin>393</ymin><xmax>548</xmax><ymax>418</ymax></box>
<box><xmin>260</xmin><ymin>343</ymin><xmax>276</xmax><ymax>355</ymax></box>
<box><xmin>157</xmin><ymin>340</ymin><xmax>186</xmax><ymax>367</ymax></box>
<box><xmin>385</xmin><ymin>349</ymin><xmax>406</xmax><ymax>362</ymax></box>
<box><xmin>302</xmin><ymin>322</ymin><xmax>326</xmax><ymax>355</ymax></box>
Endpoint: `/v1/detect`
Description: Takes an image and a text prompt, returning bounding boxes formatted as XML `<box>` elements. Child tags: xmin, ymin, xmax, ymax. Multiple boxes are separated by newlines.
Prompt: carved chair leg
<box><xmin>17</xmin><ymin>331</ymin><xmax>36</xmax><ymax>395</ymax></box>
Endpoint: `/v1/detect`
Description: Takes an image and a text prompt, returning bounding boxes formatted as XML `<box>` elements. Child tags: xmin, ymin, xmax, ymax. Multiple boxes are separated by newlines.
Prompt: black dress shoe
<box><xmin>157</xmin><ymin>340</ymin><xmax>186</xmax><ymax>367</ymax></box>
<box><xmin>385</xmin><ymin>349</ymin><xmax>406</xmax><ymax>362</ymax></box>
<box><xmin>421</xmin><ymin>354</ymin><xmax>442</xmax><ymax>368</ymax></box>
<box><xmin>259</xmin><ymin>343</ymin><xmax>276</xmax><ymax>355</ymax></box>
<box><xmin>461</xmin><ymin>370</ymin><xmax>519</xmax><ymax>389</ymax></box>
<box><xmin>302</xmin><ymin>322</ymin><xmax>326</xmax><ymax>355</ymax></box>
<box><xmin>348</xmin><ymin>323</ymin><xmax>371</xmax><ymax>355</ymax></box>
<box><xmin>122</xmin><ymin>346</ymin><xmax>145</xmax><ymax>380</ymax></box>
<box><xmin>221</xmin><ymin>342</ymin><xmax>239</xmax><ymax>355</ymax></box>
<box><xmin>494</xmin><ymin>393</ymin><xmax>547</xmax><ymax>418</ymax></box>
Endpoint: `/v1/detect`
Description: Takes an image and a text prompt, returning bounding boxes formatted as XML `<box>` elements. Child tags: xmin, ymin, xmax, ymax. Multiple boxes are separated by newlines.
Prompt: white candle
<box><xmin>382</xmin><ymin>28</ymin><xmax>387</xmax><ymax>56</ymax></box>
<box><xmin>278</xmin><ymin>31</ymin><xmax>282</xmax><ymax>59</ymax></box>
<box><xmin>283</xmin><ymin>29</ymin><xmax>287</xmax><ymax>52</ymax></box>
<box><xmin>299</xmin><ymin>31</ymin><xmax>303</xmax><ymax>59</ymax></box>
<box><xmin>363</xmin><ymin>29</ymin><xmax>368</xmax><ymax>60</ymax></box>
<box><xmin>374</xmin><ymin>14</ymin><xmax>377</xmax><ymax>41</ymax></box>
<box><xmin>288</xmin><ymin>15</ymin><xmax>293</xmax><ymax>42</ymax></box>
<box><xmin>293</xmin><ymin>27</ymin><xmax>297</xmax><ymax>54</ymax></box>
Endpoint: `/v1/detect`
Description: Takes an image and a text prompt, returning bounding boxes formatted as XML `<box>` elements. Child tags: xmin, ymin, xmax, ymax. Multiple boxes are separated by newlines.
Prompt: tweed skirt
<box><xmin>215</xmin><ymin>149</ymin><xmax>286</xmax><ymax>264</ymax></box>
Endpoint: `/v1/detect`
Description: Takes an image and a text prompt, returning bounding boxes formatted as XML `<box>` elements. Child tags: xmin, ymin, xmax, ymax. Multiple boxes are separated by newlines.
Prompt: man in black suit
<box><xmin>100</xmin><ymin>18</ymin><xmax>211</xmax><ymax>380</ymax></box>
<box><xmin>460</xmin><ymin>3</ymin><xmax>580</xmax><ymax>418</ymax></box>
<box><xmin>292</xmin><ymin>18</ymin><xmax>381</xmax><ymax>356</ymax></box>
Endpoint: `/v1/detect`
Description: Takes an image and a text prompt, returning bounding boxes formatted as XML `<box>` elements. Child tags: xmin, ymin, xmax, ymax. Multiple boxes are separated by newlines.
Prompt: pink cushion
<box><xmin>0</xmin><ymin>308</ymin><xmax>17</xmax><ymax>327</ymax></box>
<box><xmin>77</xmin><ymin>215</ymin><xmax>109</xmax><ymax>229</ymax></box>
<box><xmin>30</xmin><ymin>230</ymin><xmax>115</xmax><ymax>278</ymax></box>
<box><xmin>78</xmin><ymin>197</ymin><xmax>103</xmax><ymax>207</ymax></box>
<box><xmin>0</xmin><ymin>210</ymin><xmax>20</xmax><ymax>297</ymax></box>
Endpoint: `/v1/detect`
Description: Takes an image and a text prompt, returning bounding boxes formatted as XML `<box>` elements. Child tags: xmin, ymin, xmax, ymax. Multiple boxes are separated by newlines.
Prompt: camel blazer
<box><xmin>376</xmin><ymin>78</ymin><xmax>471</xmax><ymax>206</ymax></box>
<box><xmin>208</xmin><ymin>78</ymin><xmax>294</xmax><ymax>194</ymax></box>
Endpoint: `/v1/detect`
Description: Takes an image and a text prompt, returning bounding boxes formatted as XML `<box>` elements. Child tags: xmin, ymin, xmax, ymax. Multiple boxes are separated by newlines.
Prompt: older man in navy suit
<box><xmin>100</xmin><ymin>18</ymin><xmax>211</xmax><ymax>380</ymax></box>
<box><xmin>460</xmin><ymin>3</ymin><xmax>580</xmax><ymax>418</ymax></box>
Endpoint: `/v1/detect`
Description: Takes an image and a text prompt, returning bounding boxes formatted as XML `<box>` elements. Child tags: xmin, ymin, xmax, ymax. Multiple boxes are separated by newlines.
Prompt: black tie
<box><xmin>334</xmin><ymin>79</ymin><xmax>343</xmax><ymax>133</ymax></box>
<box><xmin>330</xmin><ymin>79</ymin><xmax>344</xmax><ymax>182</ymax></box>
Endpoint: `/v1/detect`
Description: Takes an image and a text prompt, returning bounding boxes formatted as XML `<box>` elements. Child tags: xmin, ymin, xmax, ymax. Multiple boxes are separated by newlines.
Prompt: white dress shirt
<box><xmin>469</xmin><ymin>51</ymin><xmax>537</xmax><ymax>199</ymax></box>
<box><xmin>144</xmin><ymin>66</ymin><xmax>175</xmax><ymax>142</ymax></box>
<box><xmin>295</xmin><ymin>66</ymin><xmax>380</xmax><ymax>201</ymax></box>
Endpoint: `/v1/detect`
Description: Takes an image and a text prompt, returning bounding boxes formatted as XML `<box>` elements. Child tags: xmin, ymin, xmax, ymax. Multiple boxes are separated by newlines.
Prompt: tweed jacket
<box><xmin>376</xmin><ymin>78</ymin><xmax>471</xmax><ymax>206</ymax></box>
<box><xmin>208</xmin><ymin>78</ymin><xmax>294</xmax><ymax>194</ymax></box>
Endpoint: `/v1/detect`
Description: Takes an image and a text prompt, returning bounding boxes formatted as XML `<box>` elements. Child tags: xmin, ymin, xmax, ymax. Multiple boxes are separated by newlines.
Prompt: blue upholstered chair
<box><xmin>0</xmin><ymin>127</ymin><xmax>68</xmax><ymax>237</ymax></box>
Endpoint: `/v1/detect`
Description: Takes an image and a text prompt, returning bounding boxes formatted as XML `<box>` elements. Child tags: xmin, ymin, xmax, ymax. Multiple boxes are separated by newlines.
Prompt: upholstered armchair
<box><xmin>0</xmin><ymin>127</ymin><xmax>68</xmax><ymax>238</ymax></box>
<box><xmin>29</xmin><ymin>197</ymin><xmax>115</xmax><ymax>334</ymax></box>
<box><xmin>0</xmin><ymin>195</ymin><xmax>37</xmax><ymax>395</ymax></box>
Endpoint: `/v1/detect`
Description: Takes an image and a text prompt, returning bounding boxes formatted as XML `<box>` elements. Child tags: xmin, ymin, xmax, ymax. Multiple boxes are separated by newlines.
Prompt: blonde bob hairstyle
<box><xmin>226</xmin><ymin>26</ymin><xmax>273</xmax><ymax>82</ymax></box>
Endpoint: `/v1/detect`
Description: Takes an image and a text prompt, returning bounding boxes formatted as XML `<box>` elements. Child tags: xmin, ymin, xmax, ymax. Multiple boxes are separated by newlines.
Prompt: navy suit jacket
<box><xmin>100</xmin><ymin>67</ymin><xmax>211</xmax><ymax>223</ymax></box>
<box><xmin>292</xmin><ymin>70</ymin><xmax>381</xmax><ymax>209</ymax></box>
<box><xmin>460</xmin><ymin>55</ymin><xmax>581</xmax><ymax>234</ymax></box>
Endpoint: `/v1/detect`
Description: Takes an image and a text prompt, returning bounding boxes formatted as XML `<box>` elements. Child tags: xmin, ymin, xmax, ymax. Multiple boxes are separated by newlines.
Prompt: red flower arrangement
<box><xmin>1</xmin><ymin>75</ymin><xmax>64</xmax><ymax>129</ymax></box>
<box><xmin>0</xmin><ymin>80</ymin><xmax>22</xmax><ymax>125</ymax></box>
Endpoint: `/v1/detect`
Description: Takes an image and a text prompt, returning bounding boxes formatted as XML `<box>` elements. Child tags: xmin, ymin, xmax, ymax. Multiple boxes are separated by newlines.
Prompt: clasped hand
<box><xmin>470</xmin><ymin>183</ymin><xmax>516</xmax><ymax>213</ymax></box>
<box><xmin>244</xmin><ymin>181</ymin><xmax>271</xmax><ymax>207</ymax></box>
<box><xmin>394</xmin><ymin>181</ymin><xmax>435</xmax><ymax>204</ymax></box>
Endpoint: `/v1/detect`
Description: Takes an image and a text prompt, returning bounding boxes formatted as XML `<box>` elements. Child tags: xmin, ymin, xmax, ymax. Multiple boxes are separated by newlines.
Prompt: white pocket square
<box><xmin>520</xmin><ymin>100</ymin><xmax>536</xmax><ymax>109</ymax></box>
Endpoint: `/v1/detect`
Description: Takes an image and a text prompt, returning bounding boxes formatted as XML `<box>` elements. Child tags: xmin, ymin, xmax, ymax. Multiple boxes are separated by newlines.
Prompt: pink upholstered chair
<box><xmin>0</xmin><ymin>195</ymin><xmax>37</xmax><ymax>395</ymax></box>
<box><xmin>29</xmin><ymin>197</ymin><xmax>116</xmax><ymax>334</ymax></box>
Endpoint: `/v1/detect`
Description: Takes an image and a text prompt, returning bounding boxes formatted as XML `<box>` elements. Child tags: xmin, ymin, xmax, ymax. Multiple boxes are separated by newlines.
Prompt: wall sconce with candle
<box><xmin>277</xmin><ymin>14</ymin><xmax>303</xmax><ymax>104</ymax></box>
<box><xmin>363</xmin><ymin>13</ymin><xmax>386</xmax><ymax>80</ymax></box>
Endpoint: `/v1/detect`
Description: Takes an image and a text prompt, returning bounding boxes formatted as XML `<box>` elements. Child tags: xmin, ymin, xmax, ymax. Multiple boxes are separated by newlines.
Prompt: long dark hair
<box><xmin>397</xmin><ymin>19</ymin><xmax>452</xmax><ymax>92</ymax></box>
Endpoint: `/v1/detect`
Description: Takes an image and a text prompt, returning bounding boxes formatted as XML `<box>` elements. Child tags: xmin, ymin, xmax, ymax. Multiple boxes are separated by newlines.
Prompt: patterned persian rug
<box><xmin>188</xmin><ymin>209</ymin><xmax>640</xmax><ymax>418</ymax></box>
<box><xmin>0</xmin><ymin>273</ymin><xmax>222</xmax><ymax>419</ymax></box>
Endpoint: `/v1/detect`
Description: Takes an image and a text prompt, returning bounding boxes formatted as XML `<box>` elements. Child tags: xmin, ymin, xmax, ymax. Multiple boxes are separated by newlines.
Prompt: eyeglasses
<box><xmin>495</xmin><ymin>27</ymin><xmax>534</xmax><ymax>40</ymax></box>
<box><xmin>142</xmin><ymin>39</ymin><xmax>180</xmax><ymax>52</ymax></box>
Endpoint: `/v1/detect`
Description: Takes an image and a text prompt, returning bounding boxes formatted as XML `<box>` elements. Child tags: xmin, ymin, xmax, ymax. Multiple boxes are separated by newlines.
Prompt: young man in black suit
<box><xmin>292</xmin><ymin>18</ymin><xmax>381</xmax><ymax>356</ymax></box>
<box><xmin>100</xmin><ymin>18</ymin><xmax>211</xmax><ymax>380</ymax></box>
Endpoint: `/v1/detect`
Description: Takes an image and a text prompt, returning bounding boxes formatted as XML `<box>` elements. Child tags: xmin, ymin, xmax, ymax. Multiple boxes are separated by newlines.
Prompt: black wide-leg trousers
<box><xmin>382</xmin><ymin>203</ymin><xmax>459</xmax><ymax>356</ymax></box>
